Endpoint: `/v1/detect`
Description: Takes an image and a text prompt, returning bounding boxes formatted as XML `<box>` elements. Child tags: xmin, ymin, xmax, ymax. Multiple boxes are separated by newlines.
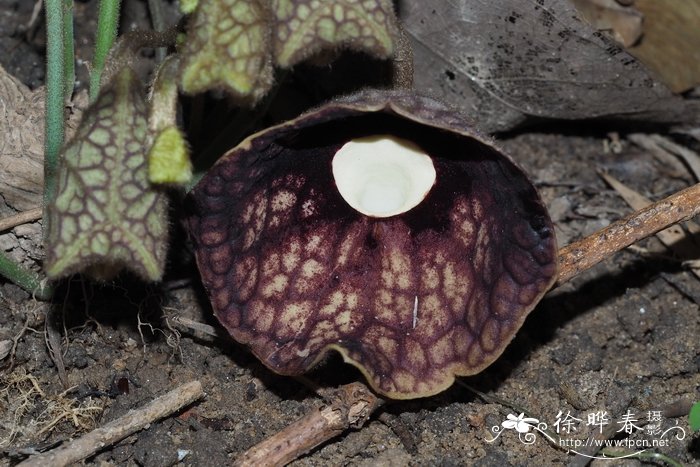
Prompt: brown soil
<box><xmin>1</xmin><ymin>1</ymin><xmax>698</xmax><ymax>466</ymax></box>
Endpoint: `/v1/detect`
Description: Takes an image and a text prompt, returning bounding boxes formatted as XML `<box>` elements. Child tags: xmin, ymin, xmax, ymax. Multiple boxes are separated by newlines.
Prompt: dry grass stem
<box><xmin>648</xmin><ymin>134</ymin><xmax>700</xmax><ymax>180</ymax></box>
<box><xmin>0</xmin><ymin>369</ymin><xmax>45</xmax><ymax>448</ymax></box>
<box><xmin>628</xmin><ymin>134</ymin><xmax>689</xmax><ymax>178</ymax></box>
<box><xmin>33</xmin><ymin>387</ymin><xmax>103</xmax><ymax>437</ymax></box>
<box><xmin>170</xmin><ymin>315</ymin><xmax>218</xmax><ymax>337</ymax></box>
<box><xmin>0</xmin><ymin>368</ymin><xmax>102</xmax><ymax>450</ymax></box>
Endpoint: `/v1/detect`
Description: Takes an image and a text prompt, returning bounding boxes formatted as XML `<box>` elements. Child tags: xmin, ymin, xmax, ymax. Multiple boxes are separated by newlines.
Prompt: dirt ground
<box><xmin>1</xmin><ymin>1</ymin><xmax>699</xmax><ymax>466</ymax></box>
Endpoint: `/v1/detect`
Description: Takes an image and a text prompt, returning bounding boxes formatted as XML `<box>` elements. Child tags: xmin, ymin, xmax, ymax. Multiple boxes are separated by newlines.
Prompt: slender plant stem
<box><xmin>62</xmin><ymin>0</ymin><xmax>75</xmax><ymax>102</ymax></box>
<box><xmin>0</xmin><ymin>251</ymin><xmax>53</xmax><ymax>301</ymax></box>
<box><xmin>147</xmin><ymin>0</ymin><xmax>167</xmax><ymax>63</ymax></box>
<box><xmin>89</xmin><ymin>0</ymin><xmax>121</xmax><ymax>102</ymax></box>
<box><xmin>44</xmin><ymin>0</ymin><xmax>65</xmax><ymax>216</ymax></box>
<box><xmin>0</xmin><ymin>0</ymin><xmax>65</xmax><ymax>300</ymax></box>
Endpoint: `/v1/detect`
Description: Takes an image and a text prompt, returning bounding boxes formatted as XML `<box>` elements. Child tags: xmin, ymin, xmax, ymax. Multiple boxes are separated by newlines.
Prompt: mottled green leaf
<box><xmin>45</xmin><ymin>67</ymin><xmax>169</xmax><ymax>281</ymax></box>
<box><xmin>179</xmin><ymin>0</ymin><xmax>273</xmax><ymax>100</ymax></box>
<box><xmin>272</xmin><ymin>0</ymin><xmax>398</xmax><ymax>67</ymax></box>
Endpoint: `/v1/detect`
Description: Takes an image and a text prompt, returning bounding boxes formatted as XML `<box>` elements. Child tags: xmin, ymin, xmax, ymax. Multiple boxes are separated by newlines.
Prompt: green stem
<box><xmin>0</xmin><ymin>251</ymin><xmax>53</xmax><ymax>301</ymax></box>
<box><xmin>44</xmin><ymin>0</ymin><xmax>65</xmax><ymax>219</ymax></box>
<box><xmin>89</xmin><ymin>0</ymin><xmax>121</xmax><ymax>102</ymax></box>
<box><xmin>62</xmin><ymin>0</ymin><xmax>75</xmax><ymax>102</ymax></box>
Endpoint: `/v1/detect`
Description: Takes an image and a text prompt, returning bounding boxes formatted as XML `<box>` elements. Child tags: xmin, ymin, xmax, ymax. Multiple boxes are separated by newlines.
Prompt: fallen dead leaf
<box><xmin>628</xmin><ymin>0</ymin><xmax>700</xmax><ymax>93</ymax></box>
<box><xmin>571</xmin><ymin>0</ymin><xmax>643</xmax><ymax>47</ymax></box>
<box><xmin>404</xmin><ymin>0</ymin><xmax>700</xmax><ymax>132</ymax></box>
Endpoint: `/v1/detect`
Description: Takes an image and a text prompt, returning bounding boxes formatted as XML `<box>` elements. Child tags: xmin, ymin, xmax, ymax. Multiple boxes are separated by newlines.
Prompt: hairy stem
<box><xmin>44</xmin><ymin>0</ymin><xmax>65</xmax><ymax>215</ymax></box>
<box><xmin>62</xmin><ymin>0</ymin><xmax>75</xmax><ymax>102</ymax></box>
<box><xmin>89</xmin><ymin>0</ymin><xmax>121</xmax><ymax>102</ymax></box>
<box><xmin>0</xmin><ymin>251</ymin><xmax>53</xmax><ymax>301</ymax></box>
<box><xmin>1</xmin><ymin>0</ymin><xmax>65</xmax><ymax>300</ymax></box>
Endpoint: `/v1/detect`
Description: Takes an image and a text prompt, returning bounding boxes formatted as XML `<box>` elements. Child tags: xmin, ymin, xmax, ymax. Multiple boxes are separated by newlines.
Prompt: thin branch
<box><xmin>17</xmin><ymin>380</ymin><xmax>204</xmax><ymax>467</ymax></box>
<box><xmin>0</xmin><ymin>208</ymin><xmax>42</xmax><ymax>232</ymax></box>
<box><xmin>233</xmin><ymin>382</ymin><xmax>382</xmax><ymax>467</ymax></box>
<box><xmin>44</xmin><ymin>307</ymin><xmax>69</xmax><ymax>389</ymax></box>
<box><xmin>556</xmin><ymin>181</ymin><xmax>700</xmax><ymax>286</ymax></box>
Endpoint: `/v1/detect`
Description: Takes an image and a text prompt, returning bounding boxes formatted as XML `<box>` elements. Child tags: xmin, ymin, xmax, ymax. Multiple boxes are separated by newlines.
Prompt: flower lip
<box><xmin>332</xmin><ymin>134</ymin><xmax>437</xmax><ymax>218</ymax></box>
<box><xmin>188</xmin><ymin>90</ymin><xmax>558</xmax><ymax>399</ymax></box>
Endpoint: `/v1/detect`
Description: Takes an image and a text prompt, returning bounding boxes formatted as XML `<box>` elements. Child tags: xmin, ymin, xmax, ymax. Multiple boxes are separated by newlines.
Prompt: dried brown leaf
<box><xmin>571</xmin><ymin>0</ymin><xmax>642</xmax><ymax>47</ymax></box>
<box><xmin>404</xmin><ymin>0</ymin><xmax>700</xmax><ymax>132</ymax></box>
<box><xmin>627</xmin><ymin>0</ymin><xmax>700</xmax><ymax>93</ymax></box>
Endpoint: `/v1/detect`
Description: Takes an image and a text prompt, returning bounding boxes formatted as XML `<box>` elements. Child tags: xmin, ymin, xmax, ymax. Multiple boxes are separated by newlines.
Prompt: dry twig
<box><xmin>234</xmin><ymin>382</ymin><xmax>382</xmax><ymax>467</ymax></box>
<box><xmin>0</xmin><ymin>208</ymin><xmax>42</xmax><ymax>233</ymax></box>
<box><xmin>600</xmin><ymin>172</ymin><xmax>700</xmax><ymax>280</ymax></box>
<box><xmin>556</xmin><ymin>181</ymin><xmax>700</xmax><ymax>285</ymax></box>
<box><xmin>17</xmin><ymin>380</ymin><xmax>204</xmax><ymax>467</ymax></box>
<box><xmin>170</xmin><ymin>314</ymin><xmax>218</xmax><ymax>338</ymax></box>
